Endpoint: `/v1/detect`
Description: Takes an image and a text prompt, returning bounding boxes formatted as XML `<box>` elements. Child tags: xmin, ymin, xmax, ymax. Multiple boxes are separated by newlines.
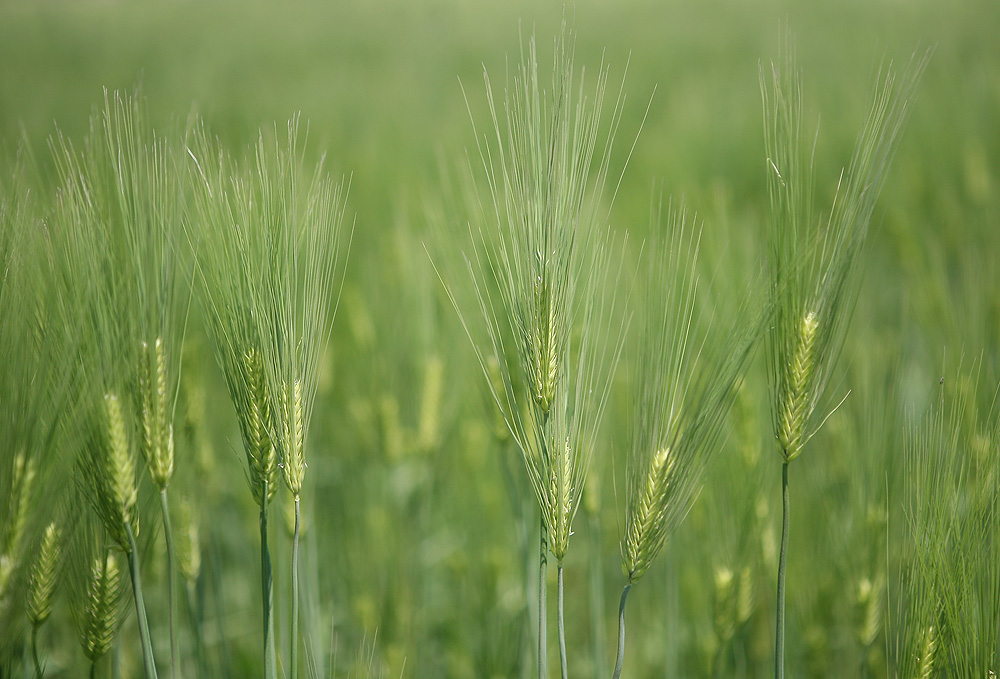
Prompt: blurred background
<box><xmin>1</xmin><ymin>0</ymin><xmax>998</xmax><ymax>677</ymax></box>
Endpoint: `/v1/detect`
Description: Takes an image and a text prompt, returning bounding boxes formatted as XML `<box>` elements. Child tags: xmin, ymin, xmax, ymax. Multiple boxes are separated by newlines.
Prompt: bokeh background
<box><xmin>1</xmin><ymin>0</ymin><xmax>998</xmax><ymax>677</ymax></box>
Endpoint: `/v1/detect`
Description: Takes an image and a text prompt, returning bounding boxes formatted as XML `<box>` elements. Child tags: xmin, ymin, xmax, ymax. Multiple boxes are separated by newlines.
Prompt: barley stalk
<box><xmin>761</xmin><ymin>36</ymin><xmax>927</xmax><ymax>679</ymax></box>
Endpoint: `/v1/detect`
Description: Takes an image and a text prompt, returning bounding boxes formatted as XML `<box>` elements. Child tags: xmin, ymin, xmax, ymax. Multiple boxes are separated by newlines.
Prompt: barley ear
<box><xmin>713</xmin><ymin>566</ymin><xmax>737</xmax><ymax>644</ymax></box>
<box><xmin>854</xmin><ymin>575</ymin><xmax>883</xmax><ymax>649</ymax></box>
<box><xmin>0</xmin><ymin>452</ymin><xmax>35</xmax><ymax>593</ymax></box>
<box><xmin>27</xmin><ymin>522</ymin><xmax>61</xmax><ymax>627</ymax></box>
<box><xmin>417</xmin><ymin>355</ymin><xmax>443</xmax><ymax>453</ymax></box>
<box><xmin>245</xmin><ymin>347</ymin><xmax>278</xmax><ymax>507</ymax></box>
<box><xmin>778</xmin><ymin>310</ymin><xmax>818</xmax><ymax>462</ymax></box>
<box><xmin>140</xmin><ymin>337</ymin><xmax>175</xmax><ymax>489</ymax></box>
<box><xmin>915</xmin><ymin>625</ymin><xmax>937</xmax><ymax>679</ymax></box>
<box><xmin>177</xmin><ymin>498</ymin><xmax>201</xmax><ymax>586</ymax></box>
<box><xmin>736</xmin><ymin>565</ymin><xmax>754</xmax><ymax>627</ymax></box>
<box><xmin>102</xmin><ymin>392</ymin><xmax>139</xmax><ymax>549</ymax></box>
<box><xmin>623</xmin><ymin>448</ymin><xmax>675</xmax><ymax>583</ymax></box>
<box><xmin>280</xmin><ymin>378</ymin><xmax>305</xmax><ymax>497</ymax></box>
<box><xmin>547</xmin><ymin>436</ymin><xmax>574</xmax><ymax>562</ymax></box>
<box><xmin>80</xmin><ymin>552</ymin><xmax>121</xmax><ymax>663</ymax></box>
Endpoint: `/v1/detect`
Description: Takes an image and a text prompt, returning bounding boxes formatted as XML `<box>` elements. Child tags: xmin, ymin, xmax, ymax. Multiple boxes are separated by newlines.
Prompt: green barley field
<box><xmin>1</xmin><ymin>0</ymin><xmax>998</xmax><ymax>677</ymax></box>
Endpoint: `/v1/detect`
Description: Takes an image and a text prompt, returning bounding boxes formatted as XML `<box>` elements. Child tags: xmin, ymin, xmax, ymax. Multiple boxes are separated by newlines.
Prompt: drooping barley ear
<box><xmin>140</xmin><ymin>337</ymin><xmax>175</xmax><ymax>489</ymax></box>
<box><xmin>27</xmin><ymin>522</ymin><xmax>61</xmax><ymax>627</ymax></box>
<box><xmin>246</xmin><ymin>347</ymin><xmax>278</xmax><ymax>507</ymax></box>
<box><xmin>80</xmin><ymin>551</ymin><xmax>121</xmax><ymax>664</ymax></box>
<box><xmin>280</xmin><ymin>378</ymin><xmax>305</xmax><ymax>498</ymax></box>
<box><xmin>777</xmin><ymin>311</ymin><xmax>818</xmax><ymax>462</ymax></box>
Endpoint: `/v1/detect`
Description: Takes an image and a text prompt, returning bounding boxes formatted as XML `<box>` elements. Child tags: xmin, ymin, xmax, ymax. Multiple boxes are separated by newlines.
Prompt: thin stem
<box><xmin>539</xmin><ymin>517</ymin><xmax>548</xmax><ymax>679</ymax></box>
<box><xmin>31</xmin><ymin>622</ymin><xmax>42</xmax><ymax>678</ymax></box>
<box><xmin>291</xmin><ymin>495</ymin><xmax>301</xmax><ymax>679</ymax></box>
<box><xmin>260</xmin><ymin>489</ymin><xmax>277</xmax><ymax>679</ymax></box>
<box><xmin>91</xmin><ymin>659</ymin><xmax>98</xmax><ymax>679</ymax></box>
<box><xmin>557</xmin><ymin>564</ymin><xmax>568</xmax><ymax>679</ymax></box>
<box><xmin>159</xmin><ymin>489</ymin><xmax>179</xmax><ymax>679</ymax></box>
<box><xmin>125</xmin><ymin>521</ymin><xmax>158</xmax><ymax>679</ymax></box>
<box><xmin>185</xmin><ymin>580</ymin><xmax>207</xmax><ymax>677</ymax></box>
<box><xmin>588</xmin><ymin>513</ymin><xmax>606</xmax><ymax>679</ymax></box>
<box><xmin>775</xmin><ymin>462</ymin><xmax>790</xmax><ymax>679</ymax></box>
<box><xmin>612</xmin><ymin>584</ymin><xmax>631</xmax><ymax>679</ymax></box>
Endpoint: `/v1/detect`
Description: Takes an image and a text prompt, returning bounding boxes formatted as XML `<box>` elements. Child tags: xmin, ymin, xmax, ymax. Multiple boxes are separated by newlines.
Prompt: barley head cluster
<box><xmin>457</xmin><ymin>23</ymin><xmax>627</xmax><ymax>564</ymax></box>
<box><xmin>188</xmin><ymin>116</ymin><xmax>349</xmax><ymax>506</ymax></box>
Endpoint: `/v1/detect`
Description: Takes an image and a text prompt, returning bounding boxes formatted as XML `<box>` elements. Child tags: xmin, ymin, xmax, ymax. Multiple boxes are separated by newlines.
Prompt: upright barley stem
<box><xmin>588</xmin><ymin>513</ymin><xmax>606</xmax><ymax>679</ymax></box>
<box><xmin>539</xmin><ymin>517</ymin><xmax>548</xmax><ymax>679</ymax></box>
<box><xmin>31</xmin><ymin>623</ymin><xmax>42</xmax><ymax>678</ymax></box>
<box><xmin>260</xmin><ymin>487</ymin><xmax>277</xmax><ymax>679</ymax></box>
<box><xmin>775</xmin><ymin>462</ymin><xmax>789</xmax><ymax>679</ymax></box>
<box><xmin>611</xmin><ymin>584</ymin><xmax>631</xmax><ymax>679</ymax></box>
<box><xmin>557</xmin><ymin>564</ymin><xmax>568</xmax><ymax>679</ymax></box>
<box><xmin>125</xmin><ymin>522</ymin><xmax>158</xmax><ymax>679</ymax></box>
<box><xmin>291</xmin><ymin>496</ymin><xmax>301</xmax><ymax>679</ymax></box>
<box><xmin>184</xmin><ymin>580</ymin><xmax>207</xmax><ymax>676</ymax></box>
<box><xmin>159</xmin><ymin>490</ymin><xmax>178</xmax><ymax>679</ymax></box>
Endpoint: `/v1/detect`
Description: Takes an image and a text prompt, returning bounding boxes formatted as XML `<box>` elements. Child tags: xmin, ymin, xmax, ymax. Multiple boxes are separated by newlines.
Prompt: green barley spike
<box><xmin>81</xmin><ymin>552</ymin><xmax>120</xmax><ymax>663</ymax></box>
<box><xmin>245</xmin><ymin>348</ymin><xmax>277</xmax><ymax>506</ymax></box>
<box><xmin>778</xmin><ymin>310</ymin><xmax>818</xmax><ymax>461</ymax></box>
<box><xmin>281</xmin><ymin>378</ymin><xmax>305</xmax><ymax>497</ymax></box>
<box><xmin>27</xmin><ymin>522</ymin><xmax>61</xmax><ymax>626</ymax></box>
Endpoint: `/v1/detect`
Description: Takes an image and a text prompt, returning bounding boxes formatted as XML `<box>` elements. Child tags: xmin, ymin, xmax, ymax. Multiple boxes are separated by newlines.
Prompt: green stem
<box><xmin>611</xmin><ymin>584</ymin><xmax>631</xmax><ymax>679</ymax></box>
<box><xmin>91</xmin><ymin>659</ymin><xmax>98</xmax><ymax>679</ymax></box>
<box><xmin>539</xmin><ymin>517</ymin><xmax>548</xmax><ymax>679</ymax></box>
<box><xmin>159</xmin><ymin>490</ymin><xmax>179</xmax><ymax>679</ymax></box>
<box><xmin>775</xmin><ymin>462</ymin><xmax>790</xmax><ymax>679</ymax></box>
<box><xmin>125</xmin><ymin>521</ymin><xmax>158</xmax><ymax>679</ymax></box>
<box><xmin>557</xmin><ymin>564</ymin><xmax>568</xmax><ymax>679</ymax></box>
<box><xmin>260</xmin><ymin>490</ymin><xmax>277</xmax><ymax>679</ymax></box>
<box><xmin>184</xmin><ymin>580</ymin><xmax>207</xmax><ymax>677</ymax></box>
<box><xmin>291</xmin><ymin>495</ymin><xmax>300</xmax><ymax>679</ymax></box>
<box><xmin>587</xmin><ymin>513</ymin><xmax>606</xmax><ymax>679</ymax></box>
<box><xmin>31</xmin><ymin>623</ymin><xmax>42</xmax><ymax>679</ymax></box>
